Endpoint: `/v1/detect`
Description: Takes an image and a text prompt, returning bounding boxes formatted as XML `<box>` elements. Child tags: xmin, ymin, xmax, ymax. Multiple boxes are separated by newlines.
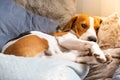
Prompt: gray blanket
<box><xmin>112</xmin><ymin>65</ymin><xmax>120</xmax><ymax>80</ymax></box>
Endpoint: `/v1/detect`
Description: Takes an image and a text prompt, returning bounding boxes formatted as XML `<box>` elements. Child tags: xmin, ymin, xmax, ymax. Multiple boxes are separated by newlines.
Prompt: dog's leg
<box><xmin>89</xmin><ymin>41</ymin><xmax>108</xmax><ymax>63</ymax></box>
<box><xmin>45</xmin><ymin>50</ymin><xmax>82</xmax><ymax>62</ymax></box>
<box><xmin>45</xmin><ymin>50</ymin><xmax>106</xmax><ymax>64</ymax></box>
<box><xmin>56</xmin><ymin>36</ymin><xmax>108</xmax><ymax>63</ymax></box>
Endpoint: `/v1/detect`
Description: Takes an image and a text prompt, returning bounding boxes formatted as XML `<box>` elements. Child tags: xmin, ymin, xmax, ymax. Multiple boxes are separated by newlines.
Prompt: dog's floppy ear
<box><xmin>94</xmin><ymin>17</ymin><xmax>103</xmax><ymax>34</ymax></box>
<box><xmin>97</xmin><ymin>18</ymin><xmax>102</xmax><ymax>24</ymax></box>
<box><xmin>95</xmin><ymin>17</ymin><xmax>103</xmax><ymax>24</ymax></box>
<box><xmin>62</xmin><ymin>15</ymin><xmax>78</xmax><ymax>31</ymax></box>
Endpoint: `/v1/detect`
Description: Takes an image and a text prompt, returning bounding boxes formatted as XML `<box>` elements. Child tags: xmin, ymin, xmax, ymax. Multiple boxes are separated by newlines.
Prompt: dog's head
<box><xmin>62</xmin><ymin>14</ymin><xmax>102</xmax><ymax>42</ymax></box>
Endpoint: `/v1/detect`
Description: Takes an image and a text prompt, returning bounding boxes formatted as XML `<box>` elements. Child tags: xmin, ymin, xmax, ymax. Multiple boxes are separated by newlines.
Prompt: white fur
<box><xmin>31</xmin><ymin>31</ymin><xmax>63</xmax><ymax>55</ymax></box>
<box><xmin>55</xmin><ymin>32</ymin><xmax>106</xmax><ymax>62</ymax></box>
<box><xmin>27</xmin><ymin>31</ymin><xmax>106</xmax><ymax>63</ymax></box>
<box><xmin>2</xmin><ymin>30</ymin><xmax>106</xmax><ymax>63</ymax></box>
<box><xmin>79</xmin><ymin>17</ymin><xmax>97</xmax><ymax>41</ymax></box>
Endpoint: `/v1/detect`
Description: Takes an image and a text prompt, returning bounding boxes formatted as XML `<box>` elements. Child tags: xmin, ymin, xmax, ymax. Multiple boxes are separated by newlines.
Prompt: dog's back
<box><xmin>2</xmin><ymin>31</ymin><xmax>64</xmax><ymax>57</ymax></box>
<box><xmin>2</xmin><ymin>31</ymin><xmax>48</xmax><ymax>57</ymax></box>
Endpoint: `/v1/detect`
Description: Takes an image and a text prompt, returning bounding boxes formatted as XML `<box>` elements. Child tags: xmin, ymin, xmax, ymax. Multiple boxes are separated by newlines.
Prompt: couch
<box><xmin>0</xmin><ymin>0</ymin><xmax>120</xmax><ymax>80</ymax></box>
<box><xmin>0</xmin><ymin>0</ymin><xmax>88</xmax><ymax>80</ymax></box>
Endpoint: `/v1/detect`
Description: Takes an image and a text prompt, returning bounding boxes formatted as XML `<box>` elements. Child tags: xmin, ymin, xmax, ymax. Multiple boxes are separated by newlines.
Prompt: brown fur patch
<box><xmin>4</xmin><ymin>35</ymin><xmax>48</xmax><ymax>57</ymax></box>
<box><xmin>52</xmin><ymin>32</ymin><xmax>68</xmax><ymax>37</ymax></box>
<box><xmin>62</xmin><ymin>14</ymin><xmax>102</xmax><ymax>38</ymax></box>
<box><xmin>94</xmin><ymin>17</ymin><xmax>102</xmax><ymax>33</ymax></box>
<box><xmin>62</xmin><ymin>14</ymin><xmax>90</xmax><ymax>38</ymax></box>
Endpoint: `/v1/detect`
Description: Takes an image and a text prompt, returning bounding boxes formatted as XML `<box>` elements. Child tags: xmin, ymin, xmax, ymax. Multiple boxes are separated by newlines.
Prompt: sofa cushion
<box><xmin>0</xmin><ymin>0</ymin><xmax>58</xmax><ymax>51</ymax></box>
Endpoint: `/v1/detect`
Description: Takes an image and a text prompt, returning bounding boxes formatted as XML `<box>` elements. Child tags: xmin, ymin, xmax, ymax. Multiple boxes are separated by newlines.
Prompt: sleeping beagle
<box><xmin>2</xmin><ymin>14</ymin><xmax>110</xmax><ymax>64</ymax></box>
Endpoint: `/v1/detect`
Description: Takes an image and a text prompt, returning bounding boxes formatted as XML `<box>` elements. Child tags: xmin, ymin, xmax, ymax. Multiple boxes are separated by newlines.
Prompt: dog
<box><xmin>2</xmin><ymin>14</ymin><xmax>110</xmax><ymax>64</ymax></box>
<box><xmin>13</xmin><ymin>0</ymin><xmax>77</xmax><ymax>29</ymax></box>
<box><xmin>2</xmin><ymin>14</ymin><xmax>111</xmax><ymax>79</ymax></box>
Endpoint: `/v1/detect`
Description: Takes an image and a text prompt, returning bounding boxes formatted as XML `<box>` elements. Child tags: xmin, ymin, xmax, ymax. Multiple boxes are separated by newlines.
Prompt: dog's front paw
<box><xmin>105</xmin><ymin>53</ymin><xmax>112</xmax><ymax>64</ymax></box>
<box><xmin>93</xmin><ymin>52</ymin><xmax>112</xmax><ymax>64</ymax></box>
<box><xmin>93</xmin><ymin>53</ymin><xmax>106</xmax><ymax>63</ymax></box>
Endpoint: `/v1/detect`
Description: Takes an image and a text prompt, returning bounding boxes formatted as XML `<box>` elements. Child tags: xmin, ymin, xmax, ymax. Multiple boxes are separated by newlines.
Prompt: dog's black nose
<box><xmin>88</xmin><ymin>36</ymin><xmax>97</xmax><ymax>42</ymax></box>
